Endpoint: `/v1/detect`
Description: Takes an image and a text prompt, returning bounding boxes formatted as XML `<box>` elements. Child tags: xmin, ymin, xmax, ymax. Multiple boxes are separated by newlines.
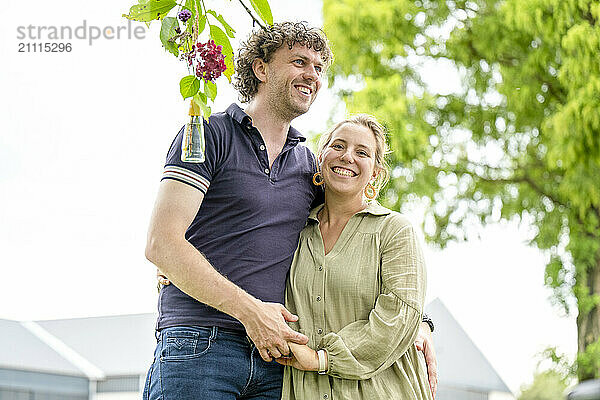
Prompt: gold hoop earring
<box><xmin>364</xmin><ymin>182</ymin><xmax>377</xmax><ymax>199</ymax></box>
<box><xmin>312</xmin><ymin>171</ymin><xmax>324</xmax><ymax>186</ymax></box>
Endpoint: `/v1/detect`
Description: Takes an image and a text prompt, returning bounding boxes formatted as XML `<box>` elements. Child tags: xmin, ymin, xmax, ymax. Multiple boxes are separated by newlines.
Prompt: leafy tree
<box><xmin>519</xmin><ymin>370</ymin><xmax>568</xmax><ymax>400</ymax></box>
<box><xmin>324</xmin><ymin>0</ymin><xmax>600</xmax><ymax>380</ymax></box>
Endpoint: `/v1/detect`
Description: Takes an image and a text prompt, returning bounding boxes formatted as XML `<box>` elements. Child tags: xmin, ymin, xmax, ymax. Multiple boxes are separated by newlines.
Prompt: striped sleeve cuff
<box><xmin>162</xmin><ymin>165</ymin><xmax>210</xmax><ymax>193</ymax></box>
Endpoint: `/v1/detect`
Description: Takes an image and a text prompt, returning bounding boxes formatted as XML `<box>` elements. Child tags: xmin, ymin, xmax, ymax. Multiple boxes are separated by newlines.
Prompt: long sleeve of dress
<box><xmin>318</xmin><ymin>221</ymin><xmax>427</xmax><ymax>380</ymax></box>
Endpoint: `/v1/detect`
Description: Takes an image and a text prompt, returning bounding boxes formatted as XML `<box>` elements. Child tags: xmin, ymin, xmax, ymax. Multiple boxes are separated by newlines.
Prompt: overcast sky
<box><xmin>0</xmin><ymin>0</ymin><xmax>576</xmax><ymax>394</ymax></box>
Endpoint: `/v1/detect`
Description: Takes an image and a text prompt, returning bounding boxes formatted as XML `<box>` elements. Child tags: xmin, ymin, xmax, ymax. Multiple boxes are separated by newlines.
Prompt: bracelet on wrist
<box><xmin>317</xmin><ymin>349</ymin><xmax>327</xmax><ymax>374</ymax></box>
<box><xmin>422</xmin><ymin>313</ymin><xmax>435</xmax><ymax>333</ymax></box>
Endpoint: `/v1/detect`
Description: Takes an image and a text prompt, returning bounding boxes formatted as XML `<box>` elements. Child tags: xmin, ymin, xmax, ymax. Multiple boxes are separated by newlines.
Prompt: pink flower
<box><xmin>186</xmin><ymin>39</ymin><xmax>227</xmax><ymax>82</ymax></box>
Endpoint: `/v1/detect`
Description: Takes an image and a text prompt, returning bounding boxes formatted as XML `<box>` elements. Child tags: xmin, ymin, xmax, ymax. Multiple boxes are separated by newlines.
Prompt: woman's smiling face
<box><xmin>320</xmin><ymin>122</ymin><xmax>379</xmax><ymax>198</ymax></box>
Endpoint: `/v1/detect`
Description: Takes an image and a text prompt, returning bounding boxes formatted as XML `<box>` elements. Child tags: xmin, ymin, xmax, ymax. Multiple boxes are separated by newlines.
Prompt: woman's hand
<box><xmin>415</xmin><ymin>322</ymin><xmax>438</xmax><ymax>399</ymax></box>
<box><xmin>275</xmin><ymin>342</ymin><xmax>321</xmax><ymax>371</ymax></box>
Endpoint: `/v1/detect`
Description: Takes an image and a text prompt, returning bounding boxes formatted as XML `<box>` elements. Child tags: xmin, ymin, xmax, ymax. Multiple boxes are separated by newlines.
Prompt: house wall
<box><xmin>94</xmin><ymin>374</ymin><xmax>144</xmax><ymax>400</ymax></box>
<box><xmin>437</xmin><ymin>385</ymin><xmax>488</xmax><ymax>400</ymax></box>
<box><xmin>489</xmin><ymin>391</ymin><xmax>516</xmax><ymax>400</ymax></box>
<box><xmin>96</xmin><ymin>392</ymin><xmax>140</xmax><ymax>400</ymax></box>
<box><xmin>96</xmin><ymin>376</ymin><xmax>140</xmax><ymax>393</ymax></box>
<box><xmin>0</xmin><ymin>368</ymin><xmax>88</xmax><ymax>400</ymax></box>
<box><xmin>0</xmin><ymin>371</ymin><xmax>148</xmax><ymax>400</ymax></box>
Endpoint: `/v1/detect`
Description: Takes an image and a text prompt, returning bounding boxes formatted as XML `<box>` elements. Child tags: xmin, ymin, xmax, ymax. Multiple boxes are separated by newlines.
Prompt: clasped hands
<box><xmin>271</xmin><ymin>323</ymin><xmax>438</xmax><ymax>399</ymax></box>
<box><xmin>274</xmin><ymin>325</ymin><xmax>438</xmax><ymax>399</ymax></box>
<box><xmin>156</xmin><ymin>270</ymin><xmax>436</xmax><ymax>396</ymax></box>
<box><xmin>274</xmin><ymin>342</ymin><xmax>322</xmax><ymax>371</ymax></box>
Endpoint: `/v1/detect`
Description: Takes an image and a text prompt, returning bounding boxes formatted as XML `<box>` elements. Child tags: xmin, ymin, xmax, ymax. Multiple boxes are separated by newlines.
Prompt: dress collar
<box><xmin>307</xmin><ymin>201</ymin><xmax>391</xmax><ymax>223</ymax></box>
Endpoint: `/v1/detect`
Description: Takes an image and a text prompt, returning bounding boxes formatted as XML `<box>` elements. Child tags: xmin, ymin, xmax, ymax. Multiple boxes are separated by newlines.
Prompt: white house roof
<box><xmin>4</xmin><ymin>300</ymin><xmax>513</xmax><ymax>390</ymax></box>
<box><xmin>0</xmin><ymin>318</ymin><xmax>84</xmax><ymax>376</ymax></box>
<box><xmin>35</xmin><ymin>313</ymin><xmax>157</xmax><ymax>377</ymax></box>
<box><xmin>425</xmin><ymin>298</ymin><xmax>512</xmax><ymax>394</ymax></box>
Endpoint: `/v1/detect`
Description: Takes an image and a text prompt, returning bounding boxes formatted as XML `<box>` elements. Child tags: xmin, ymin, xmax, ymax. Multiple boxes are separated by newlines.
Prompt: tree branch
<box><xmin>237</xmin><ymin>0</ymin><xmax>266</xmax><ymax>30</ymax></box>
<box><xmin>582</xmin><ymin>9</ymin><xmax>597</xmax><ymax>26</ymax></box>
<box><xmin>534</xmin><ymin>73</ymin><xmax>567</xmax><ymax>103</ymax></box>
<box><xmin>452</xmin><ymin>163</ymin><xmax>568</xmax><ymax>208</ymax></box>
<box><xmin>520</xmin><ymin>174</ymin><xmax>567</xmax><ymax>208</ymax></box>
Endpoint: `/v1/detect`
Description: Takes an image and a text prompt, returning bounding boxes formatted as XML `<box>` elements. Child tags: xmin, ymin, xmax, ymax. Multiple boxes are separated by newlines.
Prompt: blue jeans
<box><xmin>143</xmin><ymin>326</ymin><xmax>284</xmax><ymax>400</ymax></box>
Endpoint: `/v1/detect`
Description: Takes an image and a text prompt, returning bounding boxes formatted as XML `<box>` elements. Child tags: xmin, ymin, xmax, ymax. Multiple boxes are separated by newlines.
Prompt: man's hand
<box><xmin>157</xmin><ymin>269</ymin><xmax>170</xmax><ymax>286</ymax></box>
<box><xmin>241</xmin><ymin>301</ymin><xmax>308</xmax><ymax>362</ymax></box>
<box><xmin>156</xmin><ymin>271</ymin><xmax>307</xmax><ymax>362</ymax></box>
<box><xmin>415</xmin><ymin>321</ymin><xmax>438</xmax><ymax>399</ymax></box>
<box><xmin>275</xmin><ymin>342</ymin><xmax>319</xmax><ymax>371</ymax></box>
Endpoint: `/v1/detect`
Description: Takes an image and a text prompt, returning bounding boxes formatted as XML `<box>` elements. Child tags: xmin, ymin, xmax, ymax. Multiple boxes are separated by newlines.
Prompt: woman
<box><xmin>276</xmin><ymin>115</ymin><xmax>432</xmax><ymax>399</ymax></box>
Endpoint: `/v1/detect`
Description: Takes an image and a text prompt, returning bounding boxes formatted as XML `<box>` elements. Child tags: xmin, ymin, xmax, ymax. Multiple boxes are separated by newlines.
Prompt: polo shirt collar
<box><xmin>226</xmin><ymin>103</ymin><xmax>249</xmax><ymax>126</ymax></box>
<box><xmin>287</xmin><ymin>125</ymin><xmax>306</xmax><ymax>142</ymax></box>
<box><xmin>225</xmin><ymin>103</ymin><xmax>306</xmax><ymax>142</ymax></box>
<box><xmin>307</xmin><ymin>201</ymin><xmax>391</xmax><ymax>222</ymax></box>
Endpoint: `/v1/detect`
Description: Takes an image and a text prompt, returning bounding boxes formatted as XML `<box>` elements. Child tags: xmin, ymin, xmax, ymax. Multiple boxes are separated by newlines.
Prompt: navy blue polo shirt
<box><xmin>157</xmin><ymin>104</ymin><xmax>322</xmax><ymax>331</ymax></box>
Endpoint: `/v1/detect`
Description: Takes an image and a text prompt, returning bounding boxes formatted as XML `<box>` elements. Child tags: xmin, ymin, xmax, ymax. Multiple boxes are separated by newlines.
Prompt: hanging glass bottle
<box><xmin>181</xmin><ymin>100</ymin><xmax>205</xmax><ymax>163</ymax></box>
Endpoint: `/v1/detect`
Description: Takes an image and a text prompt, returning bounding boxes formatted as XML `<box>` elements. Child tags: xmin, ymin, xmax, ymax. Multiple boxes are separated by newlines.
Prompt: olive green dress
<box><xmin>282</xmin><ymin>202</ymin><xmax>432</xmax><ymax>400</ymax></box>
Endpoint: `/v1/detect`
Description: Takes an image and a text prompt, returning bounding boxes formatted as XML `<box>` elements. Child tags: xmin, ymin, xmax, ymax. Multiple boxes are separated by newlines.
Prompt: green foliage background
<box><xmin>323</xmin><ymin>0</ymin><xmax>600</xmax><ymax>380</ymax></box>
<box><xmin>518</xmin><ymin>370</ymin><xmax>568</xmax><ymax>400</ymax></box>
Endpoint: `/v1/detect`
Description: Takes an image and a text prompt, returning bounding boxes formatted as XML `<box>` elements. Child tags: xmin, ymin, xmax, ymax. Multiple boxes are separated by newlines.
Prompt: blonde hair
<box><xmin>317</xmin><ymin>114</ymin><xmax>391</xmax><ymax>195</ymax></box>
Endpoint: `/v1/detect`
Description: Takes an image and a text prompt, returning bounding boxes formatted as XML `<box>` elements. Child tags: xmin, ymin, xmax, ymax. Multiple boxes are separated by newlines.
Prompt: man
<box><xmin>144</xmin><ymin>21</ymin><xmax>437</xmax><ymax>400</ymax></box>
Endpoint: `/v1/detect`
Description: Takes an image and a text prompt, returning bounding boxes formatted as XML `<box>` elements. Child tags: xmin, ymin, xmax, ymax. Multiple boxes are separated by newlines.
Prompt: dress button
<box><xmin>317</xmin><ymin>328</ymin><xmax>323</xmax><ymax>334</ymax></box>
<box><xmin>316</xmin><ymin>296</ymin><xmax>322</xmax><ymax>302</ymax></box>
<box><xmin>323</xmin><ymin>395</ymin><xmax>328</xmax><ymax>399</ymax></box>
<box><xmin>318</xmin><ymin>266</ymin><xmax>323</xmax><ymax>271</ymax></box>
<box><xmin>259</xmin><ymin>144</ymin><xmax>265</xmax><ymax>151</ymax></box>
<box><xmin>264</xmin><ymin>168</ymin><xmax>270</xmax><ymax>174</ymax></box>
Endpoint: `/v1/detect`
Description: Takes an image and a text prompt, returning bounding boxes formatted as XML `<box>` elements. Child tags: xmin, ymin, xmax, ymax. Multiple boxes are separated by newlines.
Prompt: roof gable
<box><xmin>36</xmin><ymin>313</ymin><xmax>157</xmax><ymax>376</ymax></box>
<box><xmin>425</xmin><ymin>298</ymin><xmax>512</xmax><ymax>394</ymax></box>
<box><xmin>0</xmin><ymin>319</ymin><xmax>84</xmax><ymax>376</ymax></box>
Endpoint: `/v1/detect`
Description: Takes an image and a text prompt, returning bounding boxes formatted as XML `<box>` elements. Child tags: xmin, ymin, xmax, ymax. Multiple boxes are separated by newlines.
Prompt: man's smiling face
<box><xmin>264</xmin><ymin>43</ymin><xmax>325</xmax><ymax>120</ymax></box>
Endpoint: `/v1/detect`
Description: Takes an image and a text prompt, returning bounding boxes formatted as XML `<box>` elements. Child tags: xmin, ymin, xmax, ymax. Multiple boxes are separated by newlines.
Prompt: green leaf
<box><xmin>160</xmin><ymin>17</ymin><xmax>180</xmax><ymax>56</ymax></box>
<box><xmin>194</xmin><ymin>0</ymin><xmax>203</xmax><ymax>14</ymax></box>
<box><xmin>197</xmin><ymin>14</ymin><xmax>207</xmax><ymax>36</ymax></box>
<box><xmin>204</xmin><ymin>80</ymin><xmax>217</xmax><ymax>101</ymax></box>
<box><xmin>180</xmin><ymin>75</ymin><xmax>201</xmax><ymax>99</ymax></box>
<box><xmin>206</xmin><ymin>10</ymin><xmax>236</xmax><ymax>38</ymax></box>
<box><xmin>249</xmin><ymin>0</ymin><xmax>273</xmax><ymax>26</ymax></box>
<box><xmin>123</xmin><ymin>0</ymin><xmax>177</xmax><ymax>22</ymax></box>
<box><xmin>193</xmin><ymin>93</ymin><xmax>211</xmax><ymax>119</ymax></box>
<box><xmin>209</xmin><ymin>25</ymin><xmax>234</xmax><ymax>82</ymax></box>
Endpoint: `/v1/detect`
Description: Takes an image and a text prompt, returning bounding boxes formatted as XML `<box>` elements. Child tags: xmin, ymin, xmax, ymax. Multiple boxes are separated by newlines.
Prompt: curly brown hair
<box><xmin>233</xmin><ymin>21</ymin><xmax>333</xmax><ymax>103</ymax></box>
